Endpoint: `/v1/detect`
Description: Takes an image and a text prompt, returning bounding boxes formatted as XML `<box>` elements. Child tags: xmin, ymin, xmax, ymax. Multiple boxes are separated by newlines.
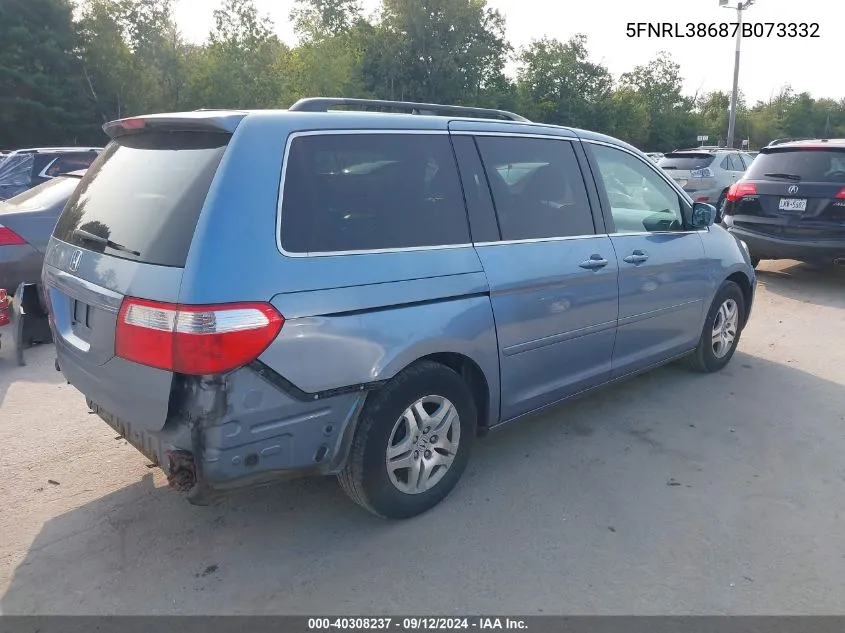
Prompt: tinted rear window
<box><xmin>280</xmin><ymin>133</ymin><xmax>469</xmax><ymax>254</ymax></box>
<box><xmin>659</xmin><ymin>153</ymin><xmax>716</xmax><ymax>170</ymax></box>
<box><xmin>53</xmin><ymin>131</ymin><xmax>229</xmax><ymax>267</ymax></box>
<box><xmin>3</xmin><ymin>175</ymin><xmax>79</xmax><ymax>210</ymax></box>
<box><xmin>745</xmin><ymin>148</ymin><xmax>845</xmax><ymax>183</ymax></box>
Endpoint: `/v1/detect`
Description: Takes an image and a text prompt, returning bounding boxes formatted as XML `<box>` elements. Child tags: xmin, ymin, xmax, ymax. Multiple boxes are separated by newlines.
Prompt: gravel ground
<box><xmin>1</xmin><ymin>260</ymin><xmax>844</xmax><ymax>615</ymax></box>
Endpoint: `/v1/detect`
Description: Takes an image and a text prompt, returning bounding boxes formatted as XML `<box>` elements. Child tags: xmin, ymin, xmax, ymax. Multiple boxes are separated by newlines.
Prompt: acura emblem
<box><xmin>69</xmin><ymin>249</ymin><xmax>83</xmax><ymax>272</ymax></box>
<box><xmin>787</xmin><ymin>185</ymin><xmax>799</xmax><ymax>194</ymax></box>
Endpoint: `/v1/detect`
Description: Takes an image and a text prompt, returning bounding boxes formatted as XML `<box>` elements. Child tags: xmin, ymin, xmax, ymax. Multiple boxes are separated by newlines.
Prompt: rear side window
<box><xmin>280</xmin><ymin>133</ymin><xmax>469</xmax><ymax>254</ymax></box>
<box><xmin>744</xmin><ymin>149</ymin><xmax>845</xmax><ymax>182</ymax></box>
<box><xmin>475</xmin><ymin>136</ymin><xmax>594</xmax><ymax>240</ymax></box>
<box><xmin>53</xmin><ymin>131</ymin><xmax>229</xmax><ymax>267</ymax></box>
<box><xmin>42</xmin><ymin>153</ymin><xmax>98</xmax><ymax>177</ymax></box>
<box><xmin>659</xmin><ymin>153</ymin><xmax>716</xmax><ymax>170</ymax></box>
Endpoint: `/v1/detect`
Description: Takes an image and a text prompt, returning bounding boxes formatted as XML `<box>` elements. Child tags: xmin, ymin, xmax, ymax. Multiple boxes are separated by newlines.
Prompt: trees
<box><xmin>0</xmin><ymin>0</ymin><xmax>92</xmax><ymax>147</ymax></box>
<box><xmin>363</xmin><ymin>0</ymin><xmax>509</xmax><ymax>104</ymax></box>
<box><xmin>516</xmin><ymin>35</ymin><xmax>612</xmax><ymax>129</ymax></box>
<box><xmin>2</xmin><ymin>0</ymin><xmax>843</xmax><ymax>151</ymax></box>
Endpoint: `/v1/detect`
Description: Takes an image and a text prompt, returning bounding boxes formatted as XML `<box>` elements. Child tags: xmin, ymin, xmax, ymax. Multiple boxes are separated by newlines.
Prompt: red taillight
<box><xmin>0</xmin><ymin>225</ymin><xmax>27</xmax><ymax>246</ymax></box>
<box><xmin>115</xmin><ymin>298</ymin><xmax>284</xmax><ymax>375</ymax></box>
<box><xmin>120</xmin><ymin>118</ymin><xmax>146</xmax><ymax>130</ymax></box>
<box><xmin>835</xmin><ymin>187</ymin><xmax>845</xmax><ymax>199</ymax></box>
<box><xmin>726</xmin><ymin>182</ymin><xmax>757</xmax><ymax>202</ymax></box>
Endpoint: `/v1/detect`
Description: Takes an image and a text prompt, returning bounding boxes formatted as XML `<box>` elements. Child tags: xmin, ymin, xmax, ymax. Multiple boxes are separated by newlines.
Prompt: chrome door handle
<box><xmin>623</xmin><ymin>250</ymin><xmax>649</xmax><ymax>264</ymax></box>
<box><xmin>579</xmin><ymin>255</ymin><xmax>609</xmax><ymax>270</ymax></box>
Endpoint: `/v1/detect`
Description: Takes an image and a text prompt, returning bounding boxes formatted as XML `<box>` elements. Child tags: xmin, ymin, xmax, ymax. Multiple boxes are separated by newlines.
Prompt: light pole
<box><xmin>720</xmin><ymin>0</ymin><xmax>755</xmax><ymax>148</ymax></box>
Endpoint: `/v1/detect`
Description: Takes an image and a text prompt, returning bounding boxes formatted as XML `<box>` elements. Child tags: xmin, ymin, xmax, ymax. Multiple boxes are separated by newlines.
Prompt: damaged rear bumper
<box><xmin>85</xmin><ymin>364</ymin><xmax>370</xmax><ymax>504</ymax></box>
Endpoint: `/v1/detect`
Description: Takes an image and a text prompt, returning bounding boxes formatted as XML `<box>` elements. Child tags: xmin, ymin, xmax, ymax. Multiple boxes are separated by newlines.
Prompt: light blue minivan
<box><xmin>43</xmin><ymin>98</ymin><xmax>756</xmax><ymax>519</ymax></box>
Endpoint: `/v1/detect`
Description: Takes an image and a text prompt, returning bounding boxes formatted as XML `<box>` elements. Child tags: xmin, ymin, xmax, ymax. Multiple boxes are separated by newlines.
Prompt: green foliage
<box><xmin>1</xmin><ymin>0</ymin><xmax>843</xmax><ymax>151</ymax></box>
<box><xmin>0</xmin><ymin>0</ymin><xmax>93</xmax><ymax>146</ymax></box>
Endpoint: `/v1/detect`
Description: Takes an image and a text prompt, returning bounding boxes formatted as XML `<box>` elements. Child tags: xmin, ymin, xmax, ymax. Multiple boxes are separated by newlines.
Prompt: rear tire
<box><xmin>684</xmin><ymin>280</ymin><xmax>746</xmax><ymax>373</ymax></box>
<box><xmin>338</xmin><ymin>361</ymin><xmax>476</xmax><ymax>519</ymax></box>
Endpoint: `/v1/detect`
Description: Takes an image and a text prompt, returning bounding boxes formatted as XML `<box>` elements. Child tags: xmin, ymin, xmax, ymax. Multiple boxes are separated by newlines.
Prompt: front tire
<box><xmin>338</xmin><ymin>361</ymin><xmax>476</xmax><ymax>519</ymax></box>
<box><xmin>685</xmin><ymin>280</ymin><xmax>746</xmax><ymax>373</ymax></box>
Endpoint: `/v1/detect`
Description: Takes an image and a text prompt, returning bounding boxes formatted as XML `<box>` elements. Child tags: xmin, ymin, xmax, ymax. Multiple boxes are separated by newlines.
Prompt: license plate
<box><xmin>778</xmin><ymin>198</ymin><xmax>807</xmax><ymax>212</ymax></box>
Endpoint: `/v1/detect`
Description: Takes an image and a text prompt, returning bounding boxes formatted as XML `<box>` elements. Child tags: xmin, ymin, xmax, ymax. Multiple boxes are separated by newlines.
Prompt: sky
<box><xmin>172</xmin><ymin>0</ymin><xmax>839</xmax><ymax>105</ymax></box>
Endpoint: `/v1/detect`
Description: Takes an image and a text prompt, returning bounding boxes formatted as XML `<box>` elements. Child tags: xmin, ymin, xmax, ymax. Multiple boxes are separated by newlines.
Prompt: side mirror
<box><xmin>691</xmin><ymin>202</ymin><xmax>717</xmax><ymax>228</ymax></box>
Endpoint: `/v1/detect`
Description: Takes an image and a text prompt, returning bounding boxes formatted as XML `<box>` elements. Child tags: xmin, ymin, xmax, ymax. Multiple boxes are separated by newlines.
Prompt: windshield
<box><xmin>659</xmin><ymin>153</ymin><xmax>716</xmax><ymax>170</ymax></box>
<box><xmin>745</xmin><ymin>148</ymin><xmax>845</xmax><ymax>183</ymax></box>
<box><xmin>2</xmin><ymin>175</ymin><xmax>80</xmax><ymax>211</ymax></box>
<box><xmin>53</xmin><ymin>131</ymin><xmax>230</xmax><ymax>267</ymax></box>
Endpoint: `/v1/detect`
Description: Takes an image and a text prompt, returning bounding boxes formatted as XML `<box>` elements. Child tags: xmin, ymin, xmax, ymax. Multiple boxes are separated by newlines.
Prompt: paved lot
<box><xmin>1</xmin><ymin>260</ymin><xmax>844</xmax><ymax>615</ymax></box>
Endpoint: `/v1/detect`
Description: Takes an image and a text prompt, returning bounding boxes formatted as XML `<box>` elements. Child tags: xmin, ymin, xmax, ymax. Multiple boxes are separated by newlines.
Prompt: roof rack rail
<box><xmin>288</xmin><ymin>97</ymin><xmax>530</xmax><ymax>122</ymax></box>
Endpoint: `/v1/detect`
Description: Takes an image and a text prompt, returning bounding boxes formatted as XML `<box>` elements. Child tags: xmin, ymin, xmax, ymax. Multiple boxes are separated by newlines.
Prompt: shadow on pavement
<box><xmin>756</xmin><ymin>260</ymin><xmax>845</xmax><ymax>309</ymax></box>
<box><xmin>0</xmin><ymin>343</ymin><xmax>63</xmax><ymax>407</ymax></box>
<box><xmin>3</xmin><ymin>351</ymin><xmax>845</xmax><ymax>615</ymax></box>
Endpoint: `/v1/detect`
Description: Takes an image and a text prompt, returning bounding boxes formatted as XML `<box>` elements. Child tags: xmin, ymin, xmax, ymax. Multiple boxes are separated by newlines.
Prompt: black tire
<box><xmin>750</xmin><ymin>255</ymin><xmax>761</xmax><ymax>269</ymax></box>
<box><xmin>338</xmin><ymin>360</ymin><xmax>476</xmax><ymax>519</ymax></box>
<box><xmin>684</xmin><ymin>280</ymin><xmax>746</xmax><ymax>373</ymax></box>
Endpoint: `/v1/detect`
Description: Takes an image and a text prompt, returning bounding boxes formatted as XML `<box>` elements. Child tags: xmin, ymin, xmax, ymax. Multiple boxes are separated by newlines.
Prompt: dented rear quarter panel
<box><xmin>177</xmin><ymin>111</ymin><xmax>502</xmax><ymax>426</ymax></box>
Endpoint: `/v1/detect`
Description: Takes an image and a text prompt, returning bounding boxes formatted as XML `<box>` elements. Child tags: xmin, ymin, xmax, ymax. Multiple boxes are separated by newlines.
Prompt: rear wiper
<box><xmin>763</xmin><ymin>172</ymin><xmax>802</xmax><ymax>181</ymax></box>
<box><xmin>72</xmin><ymin>228</ymin><xmax>141</xmax><ymax>256</ymax></box>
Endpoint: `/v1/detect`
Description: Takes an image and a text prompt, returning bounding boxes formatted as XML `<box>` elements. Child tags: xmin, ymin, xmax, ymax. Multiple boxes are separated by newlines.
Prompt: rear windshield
<box><xmin>53</xmin><ymin>131</ymin><xmax>229</xmax><ymax>267</ymax></box>
<box><xmin>280</xmin><ymin>133</ymin><xmax>469</xmax><ymax>254</ymax></box>
<box><xmin>744</xmin><ymin>148</ymin><xmax>845</xmax><ymax>182</ymax></box>
<box><xmin>659</xmin><ymin>153</ymin><xmax>716</xmax><ymax>170</ymax></box>
<box><xmin>3</xmin><ymin>175</ymin><xmax>80</xmax><ymax>210</ymax></box>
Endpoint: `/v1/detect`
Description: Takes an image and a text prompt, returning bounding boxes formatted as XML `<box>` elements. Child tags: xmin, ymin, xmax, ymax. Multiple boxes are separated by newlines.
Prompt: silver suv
<box><xmin>659</xmin><ymin>147</ymin><xmax>755</xmax><ymax>210</ymax></box>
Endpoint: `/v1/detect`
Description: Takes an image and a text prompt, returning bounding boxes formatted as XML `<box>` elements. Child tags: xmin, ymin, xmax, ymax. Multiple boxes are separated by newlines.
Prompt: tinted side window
<box><xmin>591</xmin><ymin>144</ymin><xmax>684</xmax><ymax>234</ymax></box>
<box><xmin>720</xmin><ymin>156</ymin><xmax>731</xmax><ymax>170</ymax></box>
<box><xmin>729</xmin><ymin>154</ymin><xmax>744</xmax><ymax>171</ymax></box>
<box><xmin>48</xmin><ymin>153</ymin><xmax>97</xmax><ymax>176</ymax></box>
<box><xmin>280</xmin><ymin>134</ymin><xmax>469</xmax><ymax>254</ymax></box>
<box><xmin>475</xmin><ymin>136</ymin><xmax>594</xmax><ymax>240</ymax></box>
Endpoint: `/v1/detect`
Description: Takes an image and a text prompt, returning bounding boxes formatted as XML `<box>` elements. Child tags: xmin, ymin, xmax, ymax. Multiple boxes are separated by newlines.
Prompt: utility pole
<box><xmin>720</xmin><ymin>0</ymin><xmax>755</xmax><ymax>148</ymax></box>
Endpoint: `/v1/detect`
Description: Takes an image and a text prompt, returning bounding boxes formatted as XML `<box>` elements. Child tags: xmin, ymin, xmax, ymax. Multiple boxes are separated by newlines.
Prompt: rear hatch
<box><xmin>658</xmin><ymin>152</ymin><xmax>718</xmax><ymax>192</ymax></box>
<box><xmin>44</xmin><ymin>117</ymin><xmax>238</xmax><ymax>432</ymax></box>
<box><xmin>726</xmin><ymin>146</ymin><xmax>845</xmax><ymax>239</ymax></box>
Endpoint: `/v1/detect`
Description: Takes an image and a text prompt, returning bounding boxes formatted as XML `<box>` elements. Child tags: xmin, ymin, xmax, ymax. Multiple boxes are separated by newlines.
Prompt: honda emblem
<box><xmin>787</xmin><ymin>185</ymin><xmax>799</xmax><ymax>194</ymax></box>
<box><xmin>69</xmin><ymin>249</ymin><xmax>83</xmax><ymax>272</ymax></box>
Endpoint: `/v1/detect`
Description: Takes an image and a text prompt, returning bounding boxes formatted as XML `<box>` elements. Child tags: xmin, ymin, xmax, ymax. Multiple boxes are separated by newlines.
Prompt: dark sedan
<box><xmin>0</xmin><ymin>171</ymin><xmax>85</xmax><ymax>294</ymax></box>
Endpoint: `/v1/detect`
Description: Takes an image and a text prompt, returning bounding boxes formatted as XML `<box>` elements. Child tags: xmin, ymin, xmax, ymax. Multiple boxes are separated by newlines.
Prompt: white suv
<box><xmin>658</xmin><ymin>147</ymin><xmax>755</xmax><ymax>210</ymax></box>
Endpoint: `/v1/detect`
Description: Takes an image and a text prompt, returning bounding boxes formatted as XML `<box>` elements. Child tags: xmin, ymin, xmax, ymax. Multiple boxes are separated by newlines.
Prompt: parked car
<box><xmin>43</xmin><ymin>98</ymin><xmax>756</xmax><ymax>519</ymax></box>
<box><xmin>722</xmin><ymin>138</ymin><xmax>845</xmax><ymax>268</ymax></box>
<box><xmin>0</xmin><ymin>171</ymin><xmax>85</xmax><ymax>294</ymax></box>
<box><xmin>0</xmin><ymin>147</ymin><xmax>100</xmax><ymax>200</ymax></box>
<box><xmin>658</xmin><ymin>148</ymin><xmax>755</xmax><ymax>211</ymax></box>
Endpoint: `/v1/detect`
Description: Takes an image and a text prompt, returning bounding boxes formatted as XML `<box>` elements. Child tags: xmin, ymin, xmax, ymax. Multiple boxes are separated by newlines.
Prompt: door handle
<box><xmin>579</xmin><ymin>255</ymin><xmax>609</xmax><ymax>270</ymax></box>
<box><xmin>623</xmin><ymin>250</ymin><xmax>649</xmax><ymax>264</ymax></box>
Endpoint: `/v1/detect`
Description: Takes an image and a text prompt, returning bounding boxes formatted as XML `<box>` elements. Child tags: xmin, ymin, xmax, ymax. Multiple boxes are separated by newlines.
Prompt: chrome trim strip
<box><xmin>37</xmin><ymin>158</ymin><xmax>59</xmax><ymax>179</ymax></box>
<box><xmin>474</xmin><ymin>233</ymin><xmax>609</xmax><ymax>247</ymax></box>
<box><xmin>450</xmin><ymin>131</ymin><xmax>578</xmax><ymax>141</ymax></box>
<box><xmin>275</xmin><ymin>129</ymin><xmax>469</xmax><ymax>258</ymax></box>
<box><xmin>43</xmin><ymin>265</ymin><xmax>123</xmax><ymax>313</ymax></box>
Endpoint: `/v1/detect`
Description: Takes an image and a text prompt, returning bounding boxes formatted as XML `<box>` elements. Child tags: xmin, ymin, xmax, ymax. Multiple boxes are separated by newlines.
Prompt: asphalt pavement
<box><xmin>1</xmin><ymin>260</ymin><xmax>844</xmax><ymax>615</ymax></box>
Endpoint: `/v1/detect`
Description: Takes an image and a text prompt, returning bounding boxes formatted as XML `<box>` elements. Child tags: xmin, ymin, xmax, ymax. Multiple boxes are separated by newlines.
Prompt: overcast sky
<box><xmin>173</xmin><ymin>0</ymin><xmax>838</xmax><ymax>105</ymax></box>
